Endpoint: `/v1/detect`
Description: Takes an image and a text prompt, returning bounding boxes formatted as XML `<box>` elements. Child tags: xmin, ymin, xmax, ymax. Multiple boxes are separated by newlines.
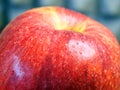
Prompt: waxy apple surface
<box><xmin>0</xmin><ymin>6</ymin><xmax>120</xmax><ymax>90</ymax></box>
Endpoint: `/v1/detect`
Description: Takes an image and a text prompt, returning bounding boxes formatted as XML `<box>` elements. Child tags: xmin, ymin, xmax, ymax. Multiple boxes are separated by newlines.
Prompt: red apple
<box><xmin>0</xmin><ymin>6</ymin><xmax>120</xmax><ymax>90</ymax></box>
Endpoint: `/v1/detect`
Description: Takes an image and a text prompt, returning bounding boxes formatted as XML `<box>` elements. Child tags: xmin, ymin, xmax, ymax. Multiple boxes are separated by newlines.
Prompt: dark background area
<box><xmin>0</xmin><ymin>0</ymin><xmax>120</xmax><ymax>42</ymax></box>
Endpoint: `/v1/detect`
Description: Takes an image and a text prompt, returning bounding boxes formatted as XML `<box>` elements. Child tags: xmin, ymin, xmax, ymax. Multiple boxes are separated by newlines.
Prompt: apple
<box><xmin>0</xmin><ymin>6</ymin><xmax>120</xmax><ymax>90</ymax></box>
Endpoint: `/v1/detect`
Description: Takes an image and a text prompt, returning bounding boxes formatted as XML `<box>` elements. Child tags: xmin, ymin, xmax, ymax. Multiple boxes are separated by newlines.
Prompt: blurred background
<box><xmin>0</xmin><ymin>0</ymin><xmax>120</xmax><ymax>42</ymax></box>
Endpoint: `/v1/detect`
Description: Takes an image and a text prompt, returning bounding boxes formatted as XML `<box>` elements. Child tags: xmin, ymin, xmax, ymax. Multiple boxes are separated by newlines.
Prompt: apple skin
<box><xmin>0</xmin><ymin>6</ymin><xmax>120</xmax><ymax>90</ymax></box>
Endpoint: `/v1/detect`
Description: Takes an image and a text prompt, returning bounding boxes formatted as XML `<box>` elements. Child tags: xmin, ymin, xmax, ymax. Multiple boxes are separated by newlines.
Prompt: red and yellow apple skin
<box><xmin>0</xmin><ymin>6</ymin><xmax>120</xmax><ymax>90</ymax></box>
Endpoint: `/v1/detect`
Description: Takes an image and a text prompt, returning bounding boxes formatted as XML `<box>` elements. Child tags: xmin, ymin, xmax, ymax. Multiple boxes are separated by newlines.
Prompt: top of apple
<box><xmin>1</xmin><ymin>6</ymin><xmax>119</xmax><ymax>58</ymax></box>
<box><xmin>2</xmin><ymin>6</ymin><xmax>119</xmax><ymax>46</ymax></box>
<box><xmin>28</xmin><ymin>6</ymin><xmax>87</xmax><ymax>33</ymax></box>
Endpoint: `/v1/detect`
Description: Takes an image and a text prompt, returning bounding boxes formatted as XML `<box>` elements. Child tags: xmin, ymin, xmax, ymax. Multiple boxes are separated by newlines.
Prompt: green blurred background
<box><xmin>0</xmin><ymin>0</ymin><xmax>120</xmax><ymax>42</ymax></box>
